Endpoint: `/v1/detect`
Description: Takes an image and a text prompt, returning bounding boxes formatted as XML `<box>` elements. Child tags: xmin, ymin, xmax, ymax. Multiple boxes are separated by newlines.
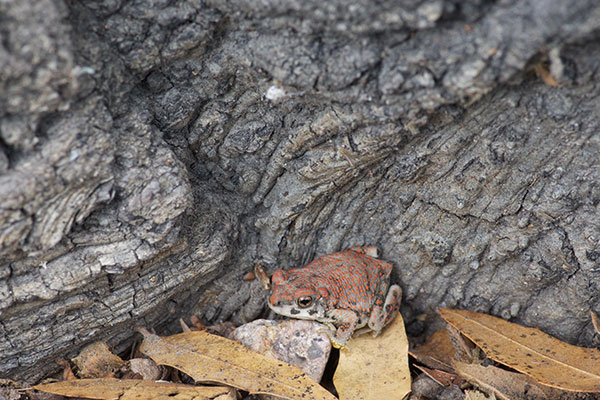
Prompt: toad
<box><xmin>268</xmin><ymin>247</ymin><xmax>402</xmax><ymax>348</ymax></box>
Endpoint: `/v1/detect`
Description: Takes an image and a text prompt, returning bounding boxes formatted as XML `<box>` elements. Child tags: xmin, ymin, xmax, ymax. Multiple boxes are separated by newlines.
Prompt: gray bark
<box><xmin>1</xmin><ymin>0</ymin><xmax>599</xmax><ymax>382</ymax></box>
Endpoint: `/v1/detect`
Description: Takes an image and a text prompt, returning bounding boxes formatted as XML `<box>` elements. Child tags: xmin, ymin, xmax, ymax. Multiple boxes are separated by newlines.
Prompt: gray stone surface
<box><xmin>1</xmin><ymin>0</ymin><xmax>599</xmax><ymax>382</ymax></box>
<box><xmin>233</xmin><ymin>319</ymin><xmax>331</xmax><ymax>382</ymax></box>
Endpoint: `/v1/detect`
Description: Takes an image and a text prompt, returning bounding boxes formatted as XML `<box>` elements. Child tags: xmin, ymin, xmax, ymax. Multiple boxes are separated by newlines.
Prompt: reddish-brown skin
<box><xmin>269</xmin><ymin>247</ymin><xmax>402</xmax><ymax>347</ymax></box>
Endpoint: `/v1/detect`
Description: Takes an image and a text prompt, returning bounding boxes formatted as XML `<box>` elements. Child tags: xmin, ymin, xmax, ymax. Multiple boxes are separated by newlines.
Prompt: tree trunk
<box><xmin>1</xmin><ymin>0</ymin><xmax>599</xmax><ymax>382</ymax></box>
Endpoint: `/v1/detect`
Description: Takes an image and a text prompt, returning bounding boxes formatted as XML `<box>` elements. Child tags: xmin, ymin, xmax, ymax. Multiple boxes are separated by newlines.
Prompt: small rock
<box><xmin>232</xmin><ymin>319</ymin><xmax>331</xmax><ymax>382</ymax></box>
<box><xmin>438</xmin><ymin>384</ymin><xmax>465</xmax><ymax>400</ymax></box>
<box><xmin>411</xmin><ymin>374</ymin><xmax>443</xmax><ymax>399</ymax></box>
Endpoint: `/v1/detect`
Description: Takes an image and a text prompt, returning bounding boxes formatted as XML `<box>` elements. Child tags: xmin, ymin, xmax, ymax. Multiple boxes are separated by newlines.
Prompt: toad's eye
<box><xmin>297</xmin><ymin>296</ymin><xmax>313</xmax><ymax>308</ymax></box>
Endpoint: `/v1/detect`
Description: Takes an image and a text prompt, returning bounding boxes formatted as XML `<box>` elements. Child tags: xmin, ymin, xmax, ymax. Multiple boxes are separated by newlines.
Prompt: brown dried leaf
<box><xmin>180</xmin><ymin>318</ymin><xmax>192</xmax><ymax>332</ymax></box>
<box><xmin>409</xmin><ymin>329</ymin><xmax>458</xmax><ymax>372</ymax></box>
<box><xmin>533</xmin><ymin>63</ymin><xmax>559</xmax><ymax>87</ymax></box>
<box><xmin>446</xmin><ymin>323</ymin><xmax>478</xmax><ymax>363</ymax></box>
<box><xmin>72</xmin><ymin>342</ymin><xmax>124</xmax><ymax>379</ymax></box>
<box><xmin>137</xmin><ymin>328</ymin><xmax>336</xmax><ymax>400</ymax></box>
<box><xmin>128</xmin><ymin>358</ymin><xmax>162</xmax><ymax>380</ymax></box>
<box><xmin>413</xmin><ymin>364</ymin><xmax>464</xmax><ymax>387</ymax></box>
<box><xmin>453</xmin><ymin>361</ymin><xmax>564</xmax><ymax>400</ymax></box>
<box><xmin>591</xmin><ymin>311</ymin><xmax>600</xmax><ymax>336</ymax></box>
<box><xmin>204</xmin><ymin>321</ymin><xmax>236</xmax><ymax>337</ymax></box>
<box><xmin>56</xmin><ymin>358</ymin><xmax>77</xmax><ymax>381</ymax></box>
<box><xmin>34</xmin><ymin>378</ymin><xmax>233</xmax><ymax>400</ymax></box>
<box><xmin>333</xmin><ymin>314</ymin><xmax>411</xmax><ymax>400</ymax></box>
<box><xmin>255</xmin><ymin>264</ymin><xmax>271</xmax><ymax>290</ymax></box>
<box><xmin>439</xmin><ymin>308</ymin><xmax>600</xmax><ymax>392</ymax></box>
<box><xmin>464</xmin><ymin>389</ymin><xmax>492</xmax><ymax>400</ymax></box>
<box><xmin>189</xmin><ymin>315</ymin><xmax>206</xmax><ymax>331</ymax></box>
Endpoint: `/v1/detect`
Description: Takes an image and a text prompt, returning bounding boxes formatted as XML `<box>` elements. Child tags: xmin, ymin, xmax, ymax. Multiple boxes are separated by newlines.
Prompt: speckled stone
<box><xmin>232</xmin><ymin>319</ymin><xmax>331</xmax><ymax>382</ymax></box>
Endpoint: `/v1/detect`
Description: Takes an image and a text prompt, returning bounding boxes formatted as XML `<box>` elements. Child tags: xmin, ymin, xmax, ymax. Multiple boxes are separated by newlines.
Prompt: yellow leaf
<box><xmin>333</xmin><ymin>314</ymin><xmax>411</xmax><ymax>400</ymax></box>
<box><xmin>34</xmin><ymin>378</ymin><xmax>234</xmax><ymax>400</ymax></box>
<box><xmin>138</xmin><ymin>328</ymin><xmax>336</xmax><ymax>400</ymax></box>
<box><xmin>439</xmin><ymin>308</ymin><xmax>600</xmax><ymax>392</ymax></box>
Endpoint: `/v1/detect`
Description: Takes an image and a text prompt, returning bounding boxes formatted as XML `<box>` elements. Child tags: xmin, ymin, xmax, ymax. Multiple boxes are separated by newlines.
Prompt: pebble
<box><xmin>232</xmin><ymin>319</ymin><xmax>331</xmax><ymax>382</ymax></box>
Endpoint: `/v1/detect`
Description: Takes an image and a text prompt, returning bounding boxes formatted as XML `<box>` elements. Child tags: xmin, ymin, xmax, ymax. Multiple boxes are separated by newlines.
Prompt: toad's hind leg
<box><xmin>349</xmin><ymin>246</ymin><xmax>379</xmax><ymax>258</ymax></box>
<box><xmin>368</xmin><ymin>284</ymin><xmax>402</xmax><ymax>336</ymax></box>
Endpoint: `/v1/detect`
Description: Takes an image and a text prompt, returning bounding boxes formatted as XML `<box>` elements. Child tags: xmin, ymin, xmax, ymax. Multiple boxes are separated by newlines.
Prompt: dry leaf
<box><xmin>255</xmin><ymin>264</ymin><xmax>271</xmax><ymax>290</ymax></box>
<box><xmin>137</xmin><ymin>328</ymin><xmax>336</xmax><ymax>400</ymax></box>
<box><xmin>214</xmin><ymin>391</ymin><xmax>237</xmax><ymax>400</ymax></box>
<box><xmin>453</xmin><ymin>361</ymin><xmax>564</xmax><ymax>400</ymax></box>
<box><xmin>409</xmin><ymin>329</ymin><xmax>458</xmax><ymax>372</ymax></box>
<box><xmin>446</xmin><ymin>323</ymin><xmax>478</xmax><ymax>363</ymax></box>
<box><xmin>439</xmin><ymin>308</ymin><xmax>600</xmax><ymax>392</ymax></box>
<box><xmin>206</xmin><ymin>321</ymin><xmax>236</xmax><ymax>337</ymax></box>
<box><xmin>34</xmin><ymin>378</ymin><xmax>234</xmax><ymax>400</ymax></box>
<box><xmin>413</xmin><ymin>364</ymin><xmax>464</xmax><ymax>387</ymax></box>
<box><xmin>333</xmin><ymin>314</ymin><xmax>411</xmax><ymax>400</ymax></box>
<box><xmin>128</xmin><ymin>358</ymin><xmax>162</xmax><ymax>380</ymax></box>
<box><xmin>591</xmin><ymin>311</ymin><xmax>600</xmax><ymax>335</ymax></box>
<box><xmin>464</xmin><ymin>389</ymin><xmax>492</xmax><ymax>400</ymax></box>
<box><xmin>56</xmin><ymin>357</ymin><xmax>78</xmax><ymax>381</ymax></box>
<box><xmin>533</xmin><ymin>63</ymin><xmax>559</xmax><ymax>87</ymax></box>
<box><xmin>72</xmin><ymin>342</ymin><xmax>124</xmax><ymax>378</ymax></box>
<box><xmin>190</xmin><ymin>315</ymin><xmax>207</xmax><ymax>331</ymax></box>
<box><xmin>180</xmin><ymin>318</ymin><xmax>192</xmax><ymax>332</ymax></box>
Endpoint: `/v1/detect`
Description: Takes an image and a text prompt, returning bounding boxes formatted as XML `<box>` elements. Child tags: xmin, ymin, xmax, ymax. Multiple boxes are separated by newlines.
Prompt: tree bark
<box><xmin>1</xmin><ymin>0</ymin><xmax>599</xmax><ymax>382</ymax></box>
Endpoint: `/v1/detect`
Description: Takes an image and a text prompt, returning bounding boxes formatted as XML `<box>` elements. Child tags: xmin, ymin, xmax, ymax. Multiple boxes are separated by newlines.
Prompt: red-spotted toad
<box><xmin>268</xmin><ymin>247</ymin><xmax>402</xmax><ymax>348</ymax></box>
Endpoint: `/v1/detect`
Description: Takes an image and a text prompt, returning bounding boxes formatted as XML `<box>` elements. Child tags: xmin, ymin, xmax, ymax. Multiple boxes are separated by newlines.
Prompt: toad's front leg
<box><xmin>323</xmin><ymin>309</ymin><xmax>359</xmax><ymax>348</ymax></box>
